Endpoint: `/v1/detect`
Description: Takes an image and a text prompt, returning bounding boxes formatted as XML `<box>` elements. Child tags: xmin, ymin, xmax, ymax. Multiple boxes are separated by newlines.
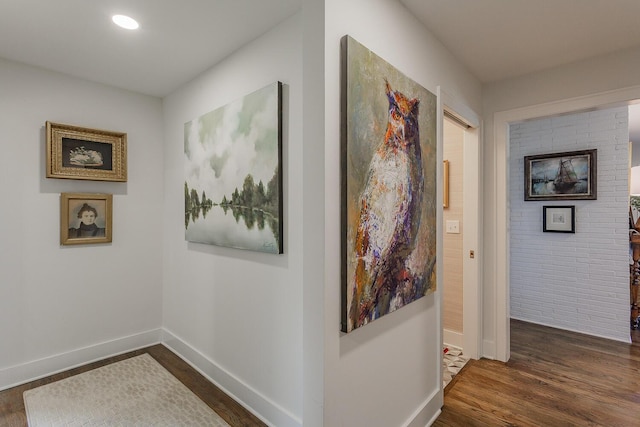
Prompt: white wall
<box><xmin>482</xmin><ymin>46</ymin><xmax>640</xmax><ymax>356</ymax></box>
<box><xmin>323</xmin><ymin>0</ymin><xmax>481</xmax><ymax>425</ymax></box>
<box><xmin>0</xmin><ymin>59</ymin><xmax>164</xmax><ymax>389</ymax></box>
<box><xmin>161</xmin><ymin>14</ymin><xmax>303</xmax><ymax>427</ymax></box>
<box><xmin>509</xmin><ymin>108</ymin><xmax>630</xmax><ymax>341</ymax></box>
<box><xmin>301</xmin><ymin>0</ymin><xmax>326</xmax><ymax>425</ymax></box>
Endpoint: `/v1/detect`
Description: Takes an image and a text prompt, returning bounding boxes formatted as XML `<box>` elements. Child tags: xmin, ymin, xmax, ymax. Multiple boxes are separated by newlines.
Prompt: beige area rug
<box><xmin>23</xmin><ymin>353</ymin><xmax>230</xmax><ymax>426</ymax></box>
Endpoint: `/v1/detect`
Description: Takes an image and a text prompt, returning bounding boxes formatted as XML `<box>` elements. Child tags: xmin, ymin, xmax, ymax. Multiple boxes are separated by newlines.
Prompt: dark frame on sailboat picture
<box><xmin>524</xmin><ymin>149</ymin><xmax>597</xmax><ymax>201</ymax></box>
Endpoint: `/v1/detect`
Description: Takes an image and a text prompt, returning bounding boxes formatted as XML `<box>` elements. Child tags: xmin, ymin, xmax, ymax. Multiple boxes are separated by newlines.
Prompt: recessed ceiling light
<box><xmin>112</xmin><ymin>15</ymin><xmax>139</xmax><ymax>30</ymax></box>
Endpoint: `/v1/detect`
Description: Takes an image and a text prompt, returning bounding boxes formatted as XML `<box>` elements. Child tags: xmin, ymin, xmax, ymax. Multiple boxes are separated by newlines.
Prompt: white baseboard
<box><xmin>443</xmin><ymin>329</ymin><xmax>464</xmax><ymax>349</ymax></box>
<box><xmin>510</xmin><ymin>316</ymin><xmax>632</xmax><ymax>344</ymax></box>
<box><xmin>161</xmin><ymin>328</ymin><xmax>301</xmax><ymax>427</ymax></box>
<box><xmin>0</xmin><ymin>328</ymin><xmax>162</xmax><ymax>392</ymax></box>
<box><xmin>401</xmin><ymin>386</ymin><xmax>443</xmax><ymax>427</ymax></box>
<box><xmin>482</xmin><ymin>339</ymin><xmax>495</xmax><ymax>360</ymax></box>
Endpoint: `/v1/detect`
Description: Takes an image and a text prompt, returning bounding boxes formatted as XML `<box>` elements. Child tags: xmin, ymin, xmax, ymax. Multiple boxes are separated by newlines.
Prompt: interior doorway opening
<box><xmin>494</xmin><ymin>86</ymin><xmax>640</xmax><ymax>362</ymax></box>
<box><xmin>442</xmin><ymin>117</ymin><xmax>466</xmax><ymax>349</ymax></box>
<box><xmin>440</xmin><ymin>101</ymin><xmax>481</xmax><ymax>363</ymax></box>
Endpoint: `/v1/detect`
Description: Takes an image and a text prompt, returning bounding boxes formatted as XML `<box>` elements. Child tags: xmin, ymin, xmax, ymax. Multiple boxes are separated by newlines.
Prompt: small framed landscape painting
<box><xmin>543</xmin><ymin>205</ymin><xmax>575</xmax><ymax>233</ymax></box>
<box><xmin>524</xmin><ymin>149</ymin><xmax>596</xmax><ymax>201</ymax></box>
<box><xmin>60</xmin><ymin>193</ymin><xmax>113</xmax><ymax>245</ymax></box>
<box><xmin>47</xmin><ymin>122</ymin><xmax>127</xmax><ymax>182</ymax></box>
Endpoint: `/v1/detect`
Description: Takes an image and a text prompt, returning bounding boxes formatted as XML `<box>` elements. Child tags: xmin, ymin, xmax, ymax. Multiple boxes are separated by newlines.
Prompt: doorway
<box><xmin>439</xmin><ymin>90</ymin><xmax>482</xmax><ymax>362</ymax></box>
<box><xmin>493</xmin><ymin>86</ymin><xmax>640</xmax><ymax>362</ymax></box>
<box><xmin>442</xmin><ymin>117</ymin><xmax>465</xmax><ymax>349</ymax></box>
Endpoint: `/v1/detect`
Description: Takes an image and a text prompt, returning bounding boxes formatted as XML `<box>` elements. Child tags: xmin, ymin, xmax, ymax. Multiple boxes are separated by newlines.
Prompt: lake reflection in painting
<box><xmin>185</xmin><ymin>205</ymin><xmax>279</xmax><ymax>253</ymax></box>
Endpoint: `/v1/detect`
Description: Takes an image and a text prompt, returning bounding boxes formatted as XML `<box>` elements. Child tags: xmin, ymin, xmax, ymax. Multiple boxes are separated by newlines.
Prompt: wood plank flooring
<box><xmin>2</xmin><ymin>322</ymin><xmax>637</xmax><ymax>426</ymax></box>
<box><xmin>0</xmin><ymin>344</ymin><xmax>266</xmax><ymax>427</ymax></box>
<box><xmin>435</xmin><ymin>320</ymin><xmax>640</xmax><ymax>426</ymax></box>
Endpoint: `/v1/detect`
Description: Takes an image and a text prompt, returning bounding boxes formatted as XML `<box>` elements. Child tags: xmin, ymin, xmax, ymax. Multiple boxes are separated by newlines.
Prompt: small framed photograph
<box><xmin>60</xmin><ymin>193</ymin><xmax>113</xmax><ymax>245</ymax></box>
<box><xmin>543</xmin><ymin>205</ymin><xmax>575</xmax><ymax>233</ymax></box>
<box><xmin>524</xmin><ymin>149</ymin><xmax>596</xmax><ymax>201</ymax></box>
<box><xmin>47</xmin><ymin>121</ymin><xmax>127</xmax><ymax>182</ymax></box>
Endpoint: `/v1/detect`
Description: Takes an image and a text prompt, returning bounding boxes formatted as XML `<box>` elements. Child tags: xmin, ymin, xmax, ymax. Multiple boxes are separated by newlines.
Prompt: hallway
<box><xmin>435</xmin><ymin>320</ymin><xmax>640</xmax><ymax>426</ymax></box>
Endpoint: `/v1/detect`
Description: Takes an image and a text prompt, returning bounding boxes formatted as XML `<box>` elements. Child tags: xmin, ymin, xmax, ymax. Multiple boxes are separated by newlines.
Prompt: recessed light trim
<box><xmin>112</xmin><ymin>15</ymin><xmax>139</xmax><ymax>30</ymax></box>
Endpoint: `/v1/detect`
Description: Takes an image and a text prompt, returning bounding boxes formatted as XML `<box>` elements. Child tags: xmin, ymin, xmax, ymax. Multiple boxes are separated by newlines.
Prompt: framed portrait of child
<box><xmin>60</xmin><ymin>193</ymin><xmax>112</xmax><ymax>245</ymax></box>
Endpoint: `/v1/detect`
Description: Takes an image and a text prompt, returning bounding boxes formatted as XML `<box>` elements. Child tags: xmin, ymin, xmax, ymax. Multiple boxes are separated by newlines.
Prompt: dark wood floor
<box><xmin>3</xmin><ymin>323</ymin><xmax>638</xmax><ymax>427</ymax></box>
<box><xmin>0</xmin><ymin>344</ymin><xmax>266</xmax><ymax>427</ymax></box>
<box><xmin>435</xmin><ymin>320</ymin><xmax>640</xmax><ymax>426</ymax></box>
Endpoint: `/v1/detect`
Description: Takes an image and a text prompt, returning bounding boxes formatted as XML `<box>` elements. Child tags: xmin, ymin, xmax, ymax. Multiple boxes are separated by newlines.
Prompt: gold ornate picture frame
<box><xmin>60</xmin><ymin>193</ymin><xmax>113</xmax><ymax>245</ymax></box>
<box><xmin>47</xmin><ymin>121</ymin><xmax>127</xmax><ymax>182</ymax></box>
<box><xmin>443</xmin><ymin>159</ymin><xmax>450</xmax><ymax>208</ymax></box>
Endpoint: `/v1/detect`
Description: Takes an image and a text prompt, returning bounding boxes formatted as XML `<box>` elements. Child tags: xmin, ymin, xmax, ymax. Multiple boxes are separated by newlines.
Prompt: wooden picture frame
<box><xmin>47</xmin><ymin>121</ymin><xmax>127</xmax><ymax>182</ymax></box>
<box><xmin>524</xmin><ymin>149</ymin><xmax>596</xmax><ymax>201</ymax></box>
<box><xmin>443</xmin><ymin>160</ymin><xmax>450</xmax><ymax>208</ymax></box>
<box><xmin>61</xmin><ymin>193</ymin><xmax>113</xmax><ymax>245</ymax></box>
<box><xmin>543</xmin><ymin>205</ymin><xmax>575</xmax><ymax>233</ymax></box>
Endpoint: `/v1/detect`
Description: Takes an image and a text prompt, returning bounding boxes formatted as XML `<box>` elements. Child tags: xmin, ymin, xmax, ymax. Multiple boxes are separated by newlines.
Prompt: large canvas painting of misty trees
<box><xmin>184</xmin><ymin>82</ymin><xmax>283</xmax><ymax>254</ymax></box>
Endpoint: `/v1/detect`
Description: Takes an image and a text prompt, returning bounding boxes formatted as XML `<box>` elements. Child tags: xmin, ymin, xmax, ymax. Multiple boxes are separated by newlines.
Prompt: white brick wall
<box><xmin>509</xmin><ymin>107</ymin><xmax>630</xmax><ymax>342</ymax></box>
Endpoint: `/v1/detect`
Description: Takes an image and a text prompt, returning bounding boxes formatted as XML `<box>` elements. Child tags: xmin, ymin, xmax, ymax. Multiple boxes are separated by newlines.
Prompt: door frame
<box><xmin>493</xmin><ymin>85</ymin><xmax>640</xmax><ymax>362</ymax></box>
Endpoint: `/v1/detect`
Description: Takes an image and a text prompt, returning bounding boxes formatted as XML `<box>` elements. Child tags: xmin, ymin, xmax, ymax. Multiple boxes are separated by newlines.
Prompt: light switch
<box><xmin>446</xmin><ymin>220</ymin><xmax>460</xmax><ymax>234</ymax></box>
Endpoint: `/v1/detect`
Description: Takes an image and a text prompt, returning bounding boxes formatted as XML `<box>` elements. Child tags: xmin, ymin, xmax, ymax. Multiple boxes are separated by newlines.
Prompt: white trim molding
<box><xmin>401</xmin><ymin>386</ymin><xmax>443</xmax><ymax>427</ymax></box>
<box><xmin>493</xmin><ymin>84</ymin><xmax>640</xmax><ymax>362</ymax></box>
<box><xmin>161</xmin><ymin>328</ymin><xmax>301</xmax><ymax>427</ymax></box>
<box><xmin>0</xmin><ymin>328</ymin><xmax>162</xmax><ymax>392</ymax></box>
<box><xmin>443</xmin><ymin>329</ymin><xmax>464</xmax><ymax>349</ymax></box>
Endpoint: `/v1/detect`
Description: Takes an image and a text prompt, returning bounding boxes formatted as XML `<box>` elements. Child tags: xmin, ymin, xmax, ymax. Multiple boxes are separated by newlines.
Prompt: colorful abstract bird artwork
<box><xmin>342</xmin><ymin>35</ymin><xmax>436</xmax><ymax>334</ymax></box>
<box><xmin>348</xmin><ymin>80</ymin><xmax>425</xmax><ymax>331</ymax></box>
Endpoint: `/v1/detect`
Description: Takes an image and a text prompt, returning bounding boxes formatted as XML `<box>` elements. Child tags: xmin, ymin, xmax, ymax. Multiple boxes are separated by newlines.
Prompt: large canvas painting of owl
<box><xmin>341</xmin><ymin>36</ymin><xmax>437</xmax><ymax>333</ymax></box>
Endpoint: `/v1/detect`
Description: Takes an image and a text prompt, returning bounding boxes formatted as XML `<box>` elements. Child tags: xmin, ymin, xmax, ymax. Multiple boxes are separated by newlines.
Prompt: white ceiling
<box><xmin>400</xmin><ymin>0</ymin><xmax>640</xmax><ymax>84</ymax></box>
<box><xmin>1</xmin><ymin>1</ymin><xmax>640</xmax><ymax>97</ymax></box>
<box><xmin>400</xmin><ymin>0</ymin><xmax>640</xmax><ymax>148</ymax></box>
<box><xmin>0</xmin><ymin>0</ymin><xmax>301</xmax><ymax>97</ymax></box>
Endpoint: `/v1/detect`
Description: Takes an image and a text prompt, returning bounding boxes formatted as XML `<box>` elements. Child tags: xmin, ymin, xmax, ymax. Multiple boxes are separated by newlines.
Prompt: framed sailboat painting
<box><xmin>524</xmin><ymin>149</ymin><xmax>597</xmax><ymax>201</ymax></box>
